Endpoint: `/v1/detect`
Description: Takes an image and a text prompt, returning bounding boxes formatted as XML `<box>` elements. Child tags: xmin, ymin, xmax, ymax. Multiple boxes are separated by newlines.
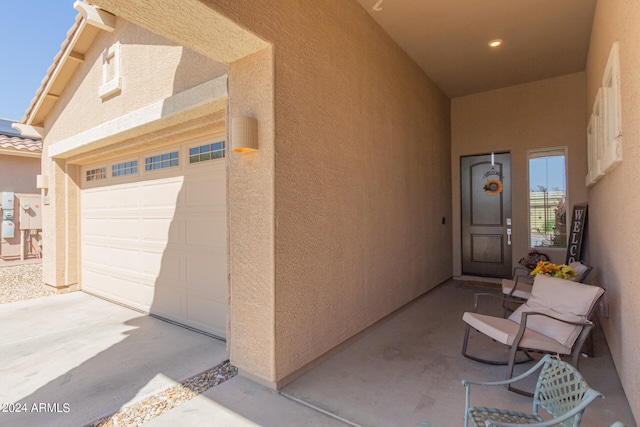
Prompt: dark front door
<box><xmin>461</xmin><ymin>153</ymin><xmax>512</xmax><ymax>278</ymax></box>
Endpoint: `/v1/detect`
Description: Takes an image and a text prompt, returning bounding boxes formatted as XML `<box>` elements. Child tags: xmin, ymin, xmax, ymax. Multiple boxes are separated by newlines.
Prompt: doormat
<box><xmin>463</xmin><ymin>281</ymin><xmax>501</xmax><ymax>291</ymax></box>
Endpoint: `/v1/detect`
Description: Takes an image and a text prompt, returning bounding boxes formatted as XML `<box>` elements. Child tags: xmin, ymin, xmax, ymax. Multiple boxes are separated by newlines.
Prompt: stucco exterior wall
<box><xmin>216</xmin><ymin>0</ymin><xmax>452</xmax><ymax>384</ymax></box>
<box><xmin>40</xmin><ymin>15</ymin><xmax>228</xmax><ymax>288</ymax></box>
<box><xmin>91</xmin><ymin>0</ymin><xmax>452</xmax><ymax>386</ymax></box>
<box><xmin>45</xmin><ymin>17</ymin><xmax>227</xmax><ymax>144</ymax></box>
<box><xmin>228</xmin><ymin>48</ymin><xmax>276</xmax><ymax>382</ymax></box>
<box><xmin>0</xmin><ymin>155</ymin><xmax>40</xmax><ymax>193</ymax></box>
<box><xmin>585</xmin><ymin>0</ymin><xmax>640</xmax><ymax>420</ymax></box>
<box><xmin>451</xmin><ymin>73</ymin><xmax>588</xmax><ymax>276</ymax></box>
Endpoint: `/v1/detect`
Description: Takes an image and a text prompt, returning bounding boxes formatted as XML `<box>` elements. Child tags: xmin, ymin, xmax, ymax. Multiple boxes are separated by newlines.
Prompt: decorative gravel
<box><xmin>0</xmin><ymin>263</ymin><xmax>55</xmax><ymax>304</ymax></box>
<box><xmin>87</xmin><ymin>361</ymin><xmax>238</xmax><ymax>427</ymax></box>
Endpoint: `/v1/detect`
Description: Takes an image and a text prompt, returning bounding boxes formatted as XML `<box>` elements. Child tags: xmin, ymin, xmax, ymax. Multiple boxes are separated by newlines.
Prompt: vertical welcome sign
<box><xmin>566</xmin><ymin>203</ymin><xmax>588</xmax><ymax>264</ymax></box>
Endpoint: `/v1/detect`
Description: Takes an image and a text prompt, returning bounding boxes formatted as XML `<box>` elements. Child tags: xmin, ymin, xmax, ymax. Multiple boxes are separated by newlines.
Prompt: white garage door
<box><xmin>80</xmin><ymin>138</ymin><xmax>227</xmax><ymax>338</ymax></box>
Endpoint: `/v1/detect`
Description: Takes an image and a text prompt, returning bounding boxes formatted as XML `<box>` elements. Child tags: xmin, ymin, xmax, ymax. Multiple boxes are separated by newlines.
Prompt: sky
<box><xmin>0</xmin><ymin>1</ymin><xmax>78</xmax><ymax>121</ymax></box>
<box><xmin>530</xmin><ymin>155</ymin><xmax>566</xmax><ymax>193</ymax></box>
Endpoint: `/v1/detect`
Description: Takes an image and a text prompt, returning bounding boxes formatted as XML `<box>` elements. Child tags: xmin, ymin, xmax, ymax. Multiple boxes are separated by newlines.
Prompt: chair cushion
<box><xmin>569</xmin><ymin>262</ymin><xmax>589</xmax><ymax>277</ymax></box>
<box><xmin>463</xmin><ymin>312</ymin><xmax>572</xmax><ymax>354</ymax></box>
<box><xmin>508</xmin><ymin>275</ymin><xmax>604</xmax><ymax>348</ymax></box>
<box><xmin>469</xmin><ymin>406</ymin><xmax>543</xmax><ymax>426</ymax></box>
<box><xmin>501</xmin><ymin>279</ymin><xmax>532</xmax><ymax>299</ymax></box>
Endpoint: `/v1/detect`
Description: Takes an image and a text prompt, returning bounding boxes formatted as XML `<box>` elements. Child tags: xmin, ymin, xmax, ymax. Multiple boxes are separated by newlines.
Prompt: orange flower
<box><xmin>530</xmin><ymin>261</ymin><xmax>576</xmax><ymax>280</ymax></box>
<box><xmin>483</xmin><ymin>179</ymin><xmax>503</xmax><ymax>195</ymax></box>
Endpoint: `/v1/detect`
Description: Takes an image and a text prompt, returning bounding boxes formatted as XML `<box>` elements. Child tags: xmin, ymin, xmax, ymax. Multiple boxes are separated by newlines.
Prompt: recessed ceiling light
<box><xmin>488</xmin><ymin>39</ymin><xmax>503</xmax><ymax>48</ymax></box>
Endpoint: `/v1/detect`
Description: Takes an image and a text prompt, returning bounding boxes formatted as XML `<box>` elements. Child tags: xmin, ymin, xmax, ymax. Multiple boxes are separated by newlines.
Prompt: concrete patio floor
<box><xmin>280</xmin><ymin>279</ymin><xmax>637</xmax><ymax>426</ymax></box>
<box><xmin>0</xmin><ymin>292</ymin><xmax>228</xmax><ymax>426</ymax></box>
<box><xmin>148</xmin><ymin>278</ymin><xmax>636</xmax><ymax>427</ymax></box>
<box><xmin>0</xmin><ymin>280</ymin><xmax>636</xmax><ymax>426</ymax></box>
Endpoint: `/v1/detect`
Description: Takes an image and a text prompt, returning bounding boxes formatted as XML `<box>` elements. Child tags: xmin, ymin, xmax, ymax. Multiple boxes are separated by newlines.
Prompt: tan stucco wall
<box><xmin>45</xmin><ymin>17</ymin><xmax>227</xmax><ymax>144</ymax></box>
<box><xmin>40</xmin><ymin>15</ymin><xmax>228</xmax><ymax>288</ymax></box>
<box><xmin>585</xmin><ymin>0</ymin><xmax>640</xmax><ymax>420</ymax></box>
<box><xmin>451</xmin><ymin>73</ymin><xmax>588</xmax><ymax>275</ymax></box>
<box><xmin>91</xmin><ymin>0</ymin><xmax>452</xmax><ymax>386</ymax></box>
<box><xmin>272</xmin><ymin>11</ymin><xmax>451</xmax><ymax>384</ymax></box>
<box><xmin>227</xmin><ymin>48</ymin><xmax>276</xmax><ymax>382</ymax></box>
<box><xmin>217</xmin><ymin>0</ymin><xmax>452</xmax><ymax>385</ymax></box>
<box><xmin>0</xmin><ymin>155</ymin><xmax>40</xmax><ymax>193</ymax></box>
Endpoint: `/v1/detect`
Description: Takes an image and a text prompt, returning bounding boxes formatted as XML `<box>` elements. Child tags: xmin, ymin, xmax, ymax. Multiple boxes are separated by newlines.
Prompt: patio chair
<box><xmin>462</xmin><ymin>354</ymin><xmax>604</xmax><ymax>427</ymax></box>
<box><xmin>501</xmin><ymin>261</ymin><xmax>594</xmax><ymax>306</ymax></box>
<box><xmin>462</xmin><ymin>274</ymin><xmax>604</xmax><ymax>395</ymax></box>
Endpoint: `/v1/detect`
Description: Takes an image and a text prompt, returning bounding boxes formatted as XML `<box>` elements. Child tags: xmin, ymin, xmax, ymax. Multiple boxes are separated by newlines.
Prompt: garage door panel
<box><xmin>151</xmin><ymin>288</ymin><xmax>186</xmax><ymax>320</ymax></box>
<box><xmin>140</xmin><ymin>252</ymin><xmax>164</xmax><ymax>277</ymax></box>
<box><xmin>81</xmin><ymin>269</ymin><xmax>107</xmax><ymax>292</ymax></box>
<box><xmin>82</xmin><ymin>243</ymin><xmax>111</xmax><ymax>265</ymax></box>
<box><xmin>108</xmin><ymin>277</ymin><xmax>143</xmax><ymax>308</ymax></box>
<box><xmin>109</xmin><ymin>186</ymin><xmax>142</xmax><ymax>209</ymax></box>
<box><xmin>150</xmin><ymin>252</ymin><xmax>183</xmax><ymax>284</ymax></box>
<box><xmin>185</xmin><ymin>175</ymin><xmax>225</xmax><ymax>208</ymax></box>
<box><xmin>141</xmin><ymin>218</ymin><xmax>176</xmax><ymax>243</ymax></box>
<box><xmin>108</xmin><ymin>218</ymin><xmax>143</xmax><ymax>240</ymax></box>
<box><xmin>84</xmin><ymin>263</ymin><xmax>156</xmax><ymax>288</ymax></box>
<box><xmin>82</xmin><ymin>189</ymin><xmax>111</xmax><ymax>210</ymax></box>
<box><xmin>185</xmin><ymin>216</ymin><xmax>226</xmax><ymax>247</ymax></box>
<box><xmin>82</xmin><ymin>218</ymin><xmax>110</xmax><ymax>238</ymax></box>
<box><xmin>168</xmin><ymin>218</ymin><xmax>185</xmax><ymax>245</ymax></box>
<box><xmin>187</xmin><ymin>296</ymin><xmax>226</xmax><ymax>336</ymax></box>
<box><xmin>109</xmin><ymin>247</ymin><xmax>146</xmax><ymax>275</ymax></box>
<box><xmin>141</xmin><ymin>178</ymin><xmax>183</xmax><ymax>207</ymax></box>
<box><xmin>81</xmin><ymin>146</ymin><xmax>226</xmax><ymax>338</ymax></box>
<box><xmin>185</xmin><ymin>253</ymin><xmax>226</xmax><ymax>293</ymax></box>
<box><xmin>82</xmin><ymin>271</ymin><xmax>149</xmax><ymax>311</ymax></box>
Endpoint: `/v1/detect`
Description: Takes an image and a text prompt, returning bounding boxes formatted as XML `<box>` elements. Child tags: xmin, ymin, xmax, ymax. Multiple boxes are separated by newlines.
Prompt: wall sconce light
<box><xmin>232</xmin><ymin>116</ymin><xmax>258</xmax><ymax>153</ymax></box>
<box><xmin>36</xmin><ymin>174</ymin><xmax>49</xmax><ymax>190</ymax></box>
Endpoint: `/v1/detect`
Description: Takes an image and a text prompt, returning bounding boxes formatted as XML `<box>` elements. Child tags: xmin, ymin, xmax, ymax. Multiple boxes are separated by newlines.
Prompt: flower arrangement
<box><xmin>530</xmin><ymin>261</ymin><xmax>576</xmax><ymax>280</ymax></box>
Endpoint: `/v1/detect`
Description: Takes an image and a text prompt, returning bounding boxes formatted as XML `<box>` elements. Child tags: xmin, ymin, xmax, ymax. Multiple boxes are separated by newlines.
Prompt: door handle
<box><xmin>507</xmin><ymin>229</ymin><xmax>512</xmax><ymax>246</ymax></box>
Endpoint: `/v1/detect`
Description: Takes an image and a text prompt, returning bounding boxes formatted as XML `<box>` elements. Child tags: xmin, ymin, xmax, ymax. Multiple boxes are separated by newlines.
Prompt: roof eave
<box><xmin>12</xmin><ymin>123</ymin><xmax>44</xmax><ymax>139</ymax></box>
<box><xmin>0</xmin><ymin>148</ymin><xmax>42</xmax><ymax>159</ymax></box>
<box><xmin>20</xmin><ymin>1</ymin><xmax>116</xmax><ymax>131</ymax></box>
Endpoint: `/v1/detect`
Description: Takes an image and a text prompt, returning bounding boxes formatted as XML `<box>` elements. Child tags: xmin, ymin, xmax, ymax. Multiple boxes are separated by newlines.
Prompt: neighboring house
<box><xmin>0</xmin><ymin>119</ymin><xmax>41</xmax><ymax>194</ymax></box>
<box><xmin>14</xmin><ymin>0</ymin><xmax>640</xmax><ymax>422</ymax></box>
<box><xmin>0</xmin><ymin>119</ymin><xmax>42</xmax><ymax>259</ymax></box>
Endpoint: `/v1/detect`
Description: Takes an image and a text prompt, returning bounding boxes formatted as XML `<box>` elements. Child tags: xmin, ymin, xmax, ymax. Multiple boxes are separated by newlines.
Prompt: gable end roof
<box><xmin>20</xmin><ymin>2</ymin><xmax>116</xmax><ymax>129</ymax></box>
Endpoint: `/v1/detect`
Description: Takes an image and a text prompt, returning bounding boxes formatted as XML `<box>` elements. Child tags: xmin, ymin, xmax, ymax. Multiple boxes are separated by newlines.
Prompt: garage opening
<box><xmin>79</xmin><ymin>134</ymin><xmax>227</xmax><ymax>339</ymax></box>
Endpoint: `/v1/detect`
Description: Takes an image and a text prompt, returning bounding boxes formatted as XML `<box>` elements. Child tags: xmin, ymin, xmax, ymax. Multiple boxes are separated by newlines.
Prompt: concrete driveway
<box><xmin>0</xmin><ymin>292</ymin><xmax>228</xmax><ymax>426</ymax></box>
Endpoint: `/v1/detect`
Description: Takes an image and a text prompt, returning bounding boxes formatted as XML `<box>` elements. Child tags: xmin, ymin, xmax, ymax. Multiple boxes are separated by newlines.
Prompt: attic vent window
<box><xmin>99</xmin><ymin>42</ymin><xmax>122</xmax><ymax>99</ymax></box>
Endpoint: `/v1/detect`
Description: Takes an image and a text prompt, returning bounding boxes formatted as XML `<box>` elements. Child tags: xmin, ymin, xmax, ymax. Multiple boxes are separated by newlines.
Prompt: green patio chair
<box><xmin>462</xmin><ymin>354</ymin><xmax>603</xmax><ymax>427</ymax></box>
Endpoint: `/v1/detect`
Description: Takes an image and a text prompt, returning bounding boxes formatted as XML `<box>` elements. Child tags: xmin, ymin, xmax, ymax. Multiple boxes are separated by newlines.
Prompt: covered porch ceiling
<box><xmin>90</xmin><ymin>0</ymin><xmax>596</xmax><ymax>100</ymax></box>
<box><xmin>356</xmin><ymin>0</ymin><xmax>597</xmax><ymax>98</ymax></box>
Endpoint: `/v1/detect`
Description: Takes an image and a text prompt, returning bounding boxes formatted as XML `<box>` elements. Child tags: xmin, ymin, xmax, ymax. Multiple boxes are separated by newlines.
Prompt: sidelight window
<box><xmin>528</xmin><ymin>148</ymin><xmax>567</xmax><ymax>249</ymax></box>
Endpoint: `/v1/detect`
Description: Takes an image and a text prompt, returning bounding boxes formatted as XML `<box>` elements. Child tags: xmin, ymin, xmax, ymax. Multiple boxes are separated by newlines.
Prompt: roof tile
<box><xmin>0</xmin><ymin>134</ymin><xmax>42</xmax><ymax>153</ymax></box>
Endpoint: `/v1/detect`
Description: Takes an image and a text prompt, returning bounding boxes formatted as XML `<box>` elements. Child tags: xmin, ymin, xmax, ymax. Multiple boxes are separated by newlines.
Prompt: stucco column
<box><xmin>42</xmin><ymin>157</ymin><xmax>79</xmax><ymax>291</ymax></box>
<box><xmin>228</xmin><ymin>47</ymin><xmax>276</xmax><ymax>386</ymax></box>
